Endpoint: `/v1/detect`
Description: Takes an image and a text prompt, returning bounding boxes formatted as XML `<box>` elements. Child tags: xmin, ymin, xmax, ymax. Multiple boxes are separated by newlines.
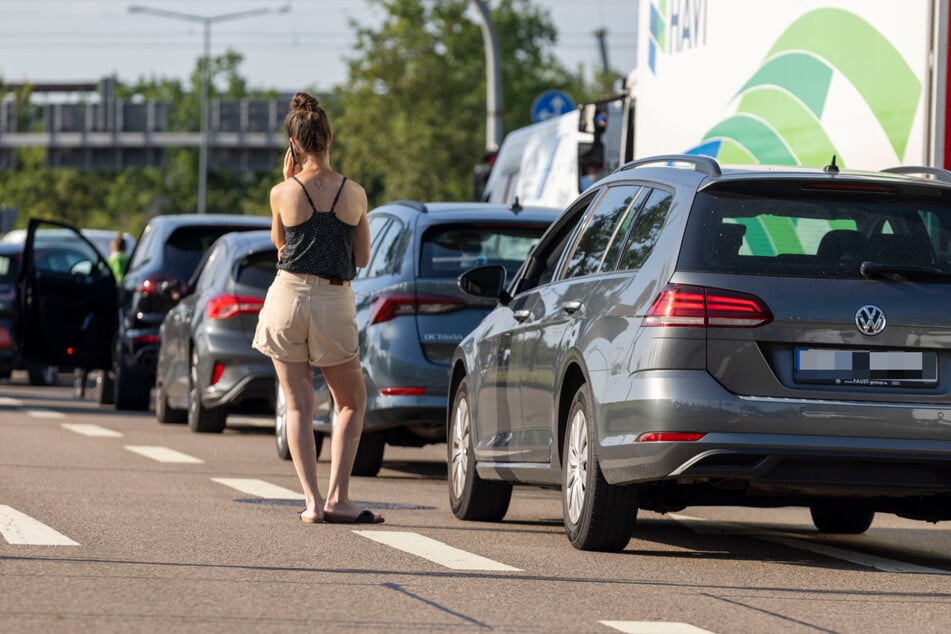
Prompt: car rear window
<box><xmin>236</xmin><ymin>249</ymin><xmax>278</xmax><ymax>290</ymax></box>
<box><xmin>419</xmin><ymin>223</ymin><xmax>548</xmax><ymax>279</ymax></box>
<box><xmin>164</xmin><ymin>226</ymin><xmax>263</xmax><ymax>281</ymax></box>
<box><xmin>679</xmin><ymin>187</ymin><xmax>951</xmax><ymax>281</ymax></box>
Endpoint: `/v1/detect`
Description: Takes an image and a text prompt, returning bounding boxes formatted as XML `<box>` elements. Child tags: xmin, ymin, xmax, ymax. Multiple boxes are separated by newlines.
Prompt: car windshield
<box><xmin>679</xmin><ymin>186</ymin><xmax>951</xmax><ymax>282</ymax></box>
<box><xmin>419</xmin><ymin>223</ymin><xmax>548</xmax><ymax>278</ymax></box>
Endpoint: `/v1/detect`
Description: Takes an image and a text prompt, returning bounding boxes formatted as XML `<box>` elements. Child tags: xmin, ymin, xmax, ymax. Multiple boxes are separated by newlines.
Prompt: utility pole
<box><xmin>594</xmin><ymin>28</ymin><xmax>610</xmax><ymax>74</ymax></box>
<box><xmin>471</xmin><ymin>0</ymin><xmax>503</xmax><ymax>152</ymax></box>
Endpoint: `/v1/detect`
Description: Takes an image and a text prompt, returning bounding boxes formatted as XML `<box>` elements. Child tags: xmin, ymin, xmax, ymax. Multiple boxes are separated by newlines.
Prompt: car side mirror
<box><xmin>458</xmin><ymin>265</ymin><xmax>509</xmax><ymax>304</ymax></box>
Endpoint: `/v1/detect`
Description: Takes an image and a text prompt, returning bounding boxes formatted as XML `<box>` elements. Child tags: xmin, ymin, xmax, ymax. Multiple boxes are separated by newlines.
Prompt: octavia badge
<box><xmin>855</xmin><ymin>305</ymin><xmax>886</xmax><ymax>336</ymax></box>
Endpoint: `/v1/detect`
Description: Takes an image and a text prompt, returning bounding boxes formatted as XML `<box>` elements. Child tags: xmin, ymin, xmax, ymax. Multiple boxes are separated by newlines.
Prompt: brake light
<box><xmin>643</xmin><ymin>284</ymin><xmax>772</xmax><ymax>328</ymax></box>
<box><xmin>206</xmin><ymin>294</ymin><xmax>265</xmax><ymax>320</ymax></box>
<box><xmin>368</xmin><ymin>292</ymin><xmax>466</xmax><ymax>325</ymax></box>
<box><xmin>636</xmin><ymin>432</ymin><xmax>706</xmax><ymax>442</ymax></box>
<box><xmin>136</xmin><ymin>275</ymin><xmax>177</xmax><ymax>296</ymax></box>
<box><xmin>379</xmin><ymin>387</ymin><xmax>425</xmax><ymax>396</ymax></box>
<box><xmin>210</xmin><ymin>362</ymin><xmax>225</xmax><ymax>386</ymax></box>
<box><xmin>801</xmin><ymin>183</ymin><xmax>899</xmax><ymax>193</ymax></box>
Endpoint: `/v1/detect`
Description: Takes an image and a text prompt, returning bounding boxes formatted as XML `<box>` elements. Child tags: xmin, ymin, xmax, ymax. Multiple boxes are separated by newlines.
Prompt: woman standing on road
<box><xmin>253</xmin><ymin>91</ymin><xmax>383</xmax><ymax>525</ymax></box>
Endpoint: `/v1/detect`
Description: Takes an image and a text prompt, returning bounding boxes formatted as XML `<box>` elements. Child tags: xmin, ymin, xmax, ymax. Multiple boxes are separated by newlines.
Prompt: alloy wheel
<box><xmin>564</xmin><ymin>408</ymin><xmax>588</xmax><ymax>525</ymax></box>
<box><xmin>450</xmin><ymin>396</ymin><xmax>471</xmax><ymax>501</ymax></box>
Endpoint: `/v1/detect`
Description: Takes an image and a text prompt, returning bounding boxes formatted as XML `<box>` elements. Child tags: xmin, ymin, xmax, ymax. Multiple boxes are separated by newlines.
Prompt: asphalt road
<box><xmin>2</xmin><ymin>371</ymin><xmax>951</xmax><ymax>633</ymax></box>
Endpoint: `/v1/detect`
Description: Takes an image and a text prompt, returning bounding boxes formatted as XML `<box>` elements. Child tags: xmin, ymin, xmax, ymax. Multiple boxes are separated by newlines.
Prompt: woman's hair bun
<box><xmin>290</xmin><ymin>92</ymin><xmax>321</xmax><ymax>114</ymax></box>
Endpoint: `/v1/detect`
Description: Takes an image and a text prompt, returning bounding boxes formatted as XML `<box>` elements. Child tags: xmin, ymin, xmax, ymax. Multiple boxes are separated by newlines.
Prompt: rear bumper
<box><xmin>596</xmin><ymin>369</ymin><xmax>951</xmax><ymax>496</ymax></box>
<box><xmin>199</xmin><ymin>334</ymin><xmax>275</xmax><ymax>410</ymax></box>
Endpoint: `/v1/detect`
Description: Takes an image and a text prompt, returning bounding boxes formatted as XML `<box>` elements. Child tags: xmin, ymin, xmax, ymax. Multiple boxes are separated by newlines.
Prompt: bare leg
<box><xmin>272</xmin><ymin>358</ymin><xmax>323</xmax><ymax>521</ymax></box>
<box><xmin>321</xmin><ymin>357</ymin><xmax>381</xmax><ymax>521</ymax></box>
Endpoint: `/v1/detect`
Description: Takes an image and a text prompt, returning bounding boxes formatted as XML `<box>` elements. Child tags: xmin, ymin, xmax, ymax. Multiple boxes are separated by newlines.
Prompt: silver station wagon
<box><xmin>448</xmin><ymin>155</ymin><xmax>951</xmax><ymax>551</ymax></box>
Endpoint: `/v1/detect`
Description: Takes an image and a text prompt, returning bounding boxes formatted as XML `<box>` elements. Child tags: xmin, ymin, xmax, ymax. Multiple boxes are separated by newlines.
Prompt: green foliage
<box><xmin>0</xmin><ymin>1</ymin><xmax>613</xmax><ymax>234</ymax></box>
<box><xmin>335</xmin><ymin>0</ymin><xmax>601</xmax><ymax>206</ymax></box>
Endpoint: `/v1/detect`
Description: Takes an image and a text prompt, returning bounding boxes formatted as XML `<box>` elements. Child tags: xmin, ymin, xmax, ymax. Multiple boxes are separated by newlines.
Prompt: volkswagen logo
<box><xmin>855</xmin><ymin>305</ymin><xmax>886</xmax><ymax>336</ymax></box>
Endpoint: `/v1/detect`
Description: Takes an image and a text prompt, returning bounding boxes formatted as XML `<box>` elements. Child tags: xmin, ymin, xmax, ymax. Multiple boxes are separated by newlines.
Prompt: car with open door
<box><xmin>16</xmin><ymin>218</ymin><xmax>117</xmax><ymax>379</ymax></box>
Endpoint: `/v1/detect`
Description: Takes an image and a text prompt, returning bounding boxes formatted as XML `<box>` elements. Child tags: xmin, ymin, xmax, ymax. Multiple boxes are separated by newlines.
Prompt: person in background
<box><xmin>75</xmin><ymin>233</ymin><xmax>129</xmax><ymax>398</ymax></box>
<box><xmin>108</xmin><ymin>234</ymin><xmax>130</xmax><ymax>282</ymax></box>
<box><xmin>252</xmin><ymin>91</ymin><xmax>382</xmax><ymax>525</ymax></box>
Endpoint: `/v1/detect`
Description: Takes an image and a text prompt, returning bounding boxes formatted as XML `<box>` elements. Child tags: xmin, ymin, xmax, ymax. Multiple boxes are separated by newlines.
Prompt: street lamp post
<box><xmin>470</xmin><ymin>0</ymin><xmax>503</xmax><ymax>153</ymax></box>
<box><xmin>128</xmin><ymin>4</ymin><xmax>290</xmax><ymax>214</ymax></box>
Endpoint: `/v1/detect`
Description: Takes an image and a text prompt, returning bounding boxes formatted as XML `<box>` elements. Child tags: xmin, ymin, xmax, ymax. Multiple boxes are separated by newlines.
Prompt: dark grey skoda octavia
<box><xmin>449</xmin><ymin>154</ymin><xmax>951</xmax><ymax>551</ymax></box>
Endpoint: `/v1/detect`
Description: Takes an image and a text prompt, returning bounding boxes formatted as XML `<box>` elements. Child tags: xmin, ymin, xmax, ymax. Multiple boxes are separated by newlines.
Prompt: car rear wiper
<box><xmin>859</xmin><ymin>261</ymin><xmax>951</xmax><ymax>281</ymax></box>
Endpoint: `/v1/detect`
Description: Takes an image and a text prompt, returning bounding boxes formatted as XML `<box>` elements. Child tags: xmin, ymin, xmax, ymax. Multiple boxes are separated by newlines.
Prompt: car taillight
<box><xmin>379</xmin><ymin>387</ymin><xmax>425</xmax><ymax>396</ymax></box>
<box><xmin>210</xmin><ymin>362</ymin><xmax>225</xmax><ymax>386</ymax></box>
<box><xmin>636</xmin><ymin>432</ymin><xmax>706</xmax><ymax>442</ymax></box>
<box><xmin>136</xmin><ymin>275</ymin><xmax>177</xmax><ymax>297</ymax></box>
<box><xmin>205</xmin><ymin>294</ymin><xmax>265</xmax><ymax>320</ymax></box>
<box><xmin>368</xmin><ymin>292</ymin><xmax>466</xmax><ymax>325</ymax></box>
<box><xmin>643</xmin><ymin>284</ymin><xmax>772</xmax><ymax>328</ymax></box>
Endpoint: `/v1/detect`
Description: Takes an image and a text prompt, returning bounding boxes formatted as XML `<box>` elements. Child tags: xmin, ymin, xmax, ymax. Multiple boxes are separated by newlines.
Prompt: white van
<box><xmin>481</xmin><ymin>96</ymin><xmax>633</xmax><ymax>209</ymax></box>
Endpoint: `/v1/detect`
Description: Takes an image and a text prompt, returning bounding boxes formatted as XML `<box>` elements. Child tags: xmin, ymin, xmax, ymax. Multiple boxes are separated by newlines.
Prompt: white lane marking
<box><xmin>124</xmin><ymin>445</ymin><xmax>204</xmax><ymax>464</ymax></box>
<box><xmin>0</xmin><ymin>397</ymin><xmax>23</xmax><ymax>407</ymax></box>
<box><xmin>600</xmin><ymin>622</ymin><xmax>716</xmax><ymax>634</ymax></box>
<box><xmin>61</xmin><ymin>423</ymin><xmax>122</xmax><ymax>438</ymax></box>
<box><xmin>670</xmin><ymin>513</ymin><xmax>949</xmax><ymax>575</ymax></box>
<box><xmin>211</xmin><ymin>478</ymin><xmax>302</xmax><ymax>500</ymax></box>
<box><xmin>25</xmin><ymin>408</ymin><xmax>65</xmax><ymax>419</ymax></box>
<box><xmin>0</xmin><ymin>505</ymin><xmax>79</xmax><ymax>546</ymax></box>
<box><xmin>354</xmin><ymin>531</ymin><xmax>521</xmax><ymax>571</ymax></box>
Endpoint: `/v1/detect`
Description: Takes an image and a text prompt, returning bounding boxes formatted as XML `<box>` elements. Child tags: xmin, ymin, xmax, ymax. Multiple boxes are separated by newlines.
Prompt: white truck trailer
<box><xmin>485</xmin><ymin>0</ymin><xmax>951</xmax><ymax>208</ymax></box>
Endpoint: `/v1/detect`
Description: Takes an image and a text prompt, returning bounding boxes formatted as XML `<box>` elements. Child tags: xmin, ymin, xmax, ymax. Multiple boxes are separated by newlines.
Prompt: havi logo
<box><xmin>648</xmin><ymin>0</ymin><xmax>708</xmax><ymax>74</ymax></box>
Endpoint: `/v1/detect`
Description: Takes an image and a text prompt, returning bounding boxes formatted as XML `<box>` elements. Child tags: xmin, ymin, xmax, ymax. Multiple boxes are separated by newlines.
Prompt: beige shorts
<box><xmin>252</xmin><ymin>269</ymin><xmax>359</xmax><ymax>367</ymax></box>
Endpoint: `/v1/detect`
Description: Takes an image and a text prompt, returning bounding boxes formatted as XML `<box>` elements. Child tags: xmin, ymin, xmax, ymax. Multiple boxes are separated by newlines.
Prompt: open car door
<box><xmin>16</xmin><ymin>218</ymin><xmax>117</xmax><ymax>371</ymax></box>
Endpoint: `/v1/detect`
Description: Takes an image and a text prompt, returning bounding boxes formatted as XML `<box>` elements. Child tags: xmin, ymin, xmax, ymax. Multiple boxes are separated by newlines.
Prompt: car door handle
<box><xmin>513</xmin><ymin>309</ymin><xmax>532</xmax><ymax>323</ymax></box>
<box><xmin>563</xmin><ymin>300</ymin><xmax>583</xmax><ymax>315</ymax></box>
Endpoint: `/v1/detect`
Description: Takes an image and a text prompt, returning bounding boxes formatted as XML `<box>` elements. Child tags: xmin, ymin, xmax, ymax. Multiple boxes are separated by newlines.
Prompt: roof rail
<box><xmin>616</xmin><ymin>154</ymin><xmax>722</xmax><ymax>177</ymax></box>
<box><xmin>881</xmin><ymin>165</ymin><xmax>951</xmax><ymax>184</ymax></box>
<box><xmin>391</xmin><ymin>200</ymin><xmax>428</xmax><ymax>213</ymax></box>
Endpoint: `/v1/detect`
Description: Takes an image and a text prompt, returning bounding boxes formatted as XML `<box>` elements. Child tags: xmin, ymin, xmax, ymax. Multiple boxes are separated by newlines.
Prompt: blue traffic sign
<box><xmin>531</xmin><ymin>90</ymin><xmax>575</xmax><ymax>122</ymax></box>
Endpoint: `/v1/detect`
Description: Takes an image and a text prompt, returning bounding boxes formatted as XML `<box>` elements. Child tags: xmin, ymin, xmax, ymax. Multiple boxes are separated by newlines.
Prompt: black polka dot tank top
<box><xmin>277</xmin><ymin>176</ymin><xmax>356</xmax><ymax>281</ymax></box>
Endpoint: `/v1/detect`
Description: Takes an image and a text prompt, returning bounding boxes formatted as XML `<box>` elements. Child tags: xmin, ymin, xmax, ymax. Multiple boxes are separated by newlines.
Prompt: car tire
<box><xmin>448</xmin><ymin>377</ymin><xmax>512</xmax><ymax>521</ymax></box>
<box><xmin>352</xmin><ymin>431</ymin><xmax>385</xmax><ymax>477</ymax></box>
<box><xmin>114</xmin><ymin>361</ymin><xmax>149</xmax><ymax>411</ymax></box>
<box><xmin>27</xmin><ymin>363</ymin><xmax>58</xmax><ymax>386</ymax></box>
<box><xmin>562</xmin><ymin>383</ymin><xmax>637</xmax><ymax>552</ymax></box>
<box><xmin>96</xmin><ymin>371</ymin><xmax>115</xmax><ymax>405</ymax></box>
<box><xmin>809</xmin><ymin>504</ymin><xmax>875</xmax><ymax>534</ymax></box>
<box><xmin>155</xmin><ymin>380</ymin><xmax>187</xmax><ymax>424</ymax></box>
<box><xmin>275</xmin><ymin>380</ymin><xmax>324</xmax><ymax>460</ymax></box>
<box><xmin>187</xmin><ymin>349</ymin><xmax>226</xmax><ymax>434</ymax></box>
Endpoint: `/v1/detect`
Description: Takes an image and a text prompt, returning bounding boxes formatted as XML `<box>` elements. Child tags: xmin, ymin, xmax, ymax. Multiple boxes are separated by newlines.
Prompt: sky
<box><xmin>0</xmin><ymin>0</ymin><xmax>638</xmax><ymax>100</ymax></box>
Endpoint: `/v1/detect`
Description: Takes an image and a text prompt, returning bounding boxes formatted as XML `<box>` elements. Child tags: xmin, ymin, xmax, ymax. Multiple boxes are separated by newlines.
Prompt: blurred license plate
<box><xmin>795</xmin><ymin>348</ymin><xmax>938</xmax><ymax>387</ymax></box>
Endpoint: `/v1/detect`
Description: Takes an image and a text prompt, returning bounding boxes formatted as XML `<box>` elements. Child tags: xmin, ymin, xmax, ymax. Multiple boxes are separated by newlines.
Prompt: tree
<box><xmin>334</xmin><ymin>0</ymin><xmax>595</xmax><ymax>205</ymax></box>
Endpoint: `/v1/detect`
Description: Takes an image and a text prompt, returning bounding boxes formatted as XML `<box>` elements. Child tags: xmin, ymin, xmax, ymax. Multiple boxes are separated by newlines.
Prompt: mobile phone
<box><xmin>289</xmin><ymin>142</ymin><xmax>299</xmax><ymax>167</ymax></box>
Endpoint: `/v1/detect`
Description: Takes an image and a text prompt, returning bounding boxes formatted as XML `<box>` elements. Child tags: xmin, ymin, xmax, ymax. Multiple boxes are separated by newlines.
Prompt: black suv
<box><xmin>17</xmin><ymin>214</ymin><xmax>271</xmax><ymax>409</ymax></box>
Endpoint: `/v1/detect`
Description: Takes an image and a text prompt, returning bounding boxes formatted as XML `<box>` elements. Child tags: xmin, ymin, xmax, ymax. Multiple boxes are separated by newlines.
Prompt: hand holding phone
<box><xmin>289</xmin><ymin>140</ymin><xmax>299</xmax><ymax>167</ymax></box>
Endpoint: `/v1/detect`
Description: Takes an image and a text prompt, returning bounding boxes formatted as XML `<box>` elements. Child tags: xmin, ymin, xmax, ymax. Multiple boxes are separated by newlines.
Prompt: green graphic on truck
<box><xmin>638</xmin><ymin>1</ymin><xmax>940</xmax><ymax>170</ymax></box>
<box><xmin>692</xmin><ymin>9</ymin><xmax>920</xmax><ymax>166</ymax></box>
